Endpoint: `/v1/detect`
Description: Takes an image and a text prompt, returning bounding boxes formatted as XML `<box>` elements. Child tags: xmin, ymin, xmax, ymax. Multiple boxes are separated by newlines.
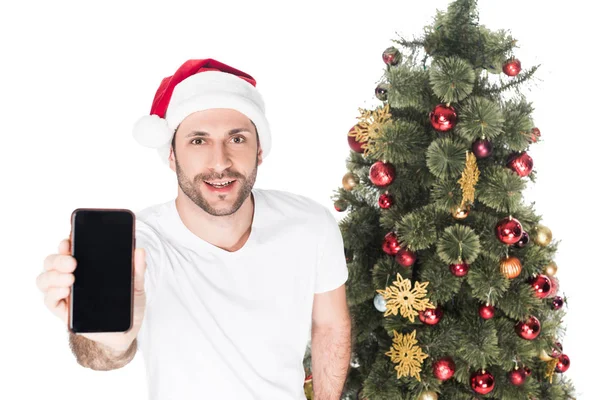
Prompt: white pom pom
<box><xmin>132</xmin><ymin>114</ymin><xmax>173</xmax><ymax>148</ymax></box>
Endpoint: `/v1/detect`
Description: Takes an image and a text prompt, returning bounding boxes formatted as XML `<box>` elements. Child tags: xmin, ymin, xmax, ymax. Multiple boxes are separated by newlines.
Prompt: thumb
<box><xmin>133</xmin><ymin>247</ymin><xmax>147</xmax><ymax>295</ymax></box>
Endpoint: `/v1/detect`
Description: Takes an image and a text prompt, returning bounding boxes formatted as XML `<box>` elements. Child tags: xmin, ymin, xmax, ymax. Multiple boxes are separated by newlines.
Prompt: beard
<box><xmin>175</xmin><ymin>154</ymin><xmax>258</xmax><ymax>217</ymax></box>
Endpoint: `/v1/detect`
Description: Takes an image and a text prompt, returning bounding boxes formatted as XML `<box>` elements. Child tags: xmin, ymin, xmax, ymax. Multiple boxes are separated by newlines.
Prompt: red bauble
<box><xmin>382</xmin><ymin>47</ymin><xmax>400</xmax><ymax>66</ymax></box>
<box><xmin>508</xmin><ymin>368</ymin><xmax>527</xmax><ymax>386</ymax></box>
<box><xmin>503</xmin><ymin>58</ymin><xmax>522</xmax><ymax>76</ymax></box>
<box><xmin>429</xmin><ymin>104</ymin><xmax>457</xmax><ymax>132</ymax></box>
<box><xmin>479</xmin><ymin>304</ymin><xmax>495</xmax><ymax>320</ymax></box>
<box><xmin>530</xmin><ymin>274</ymin><xmax>552</xmax><ymax>299</ymax></box>
<box><xmin>378</xmin><ymin>193</ymin><xmax>393</xmax><ymax>209</ymax></box>
<box><xmin>419</xmin><ymin>306</ymin><xmax>443</xmax><ymax>325</ymax></box>
<box><xmin>470</xmin><ymin>370</ymin><xmax>495</xmax><ymax>395</ymax></box>
<box><xmin>523</xmin><ymin>366</ymin><xmax>532</xmax><ymax>377</ymax></box>
<box><xmin>382</xmin><ymin>232</ymin><xmax>402</xmax><ymax>255</ymax></box>
<box><xmin>515</xmin><ymin>316</ymin><xmax>541</xmax><ymax>340</ymax></box>
<box><xmin>531</xmin><ymin>127</ymin><xmax>541</xmax><ymax>143</ymax></box>
<box><xmin>555</xmin><ymin>354</ymin><xmax>570</xmax><ymax>373</ymax></box>
<box><xmin>348</xmin><ymin>126</ymin><xmax>366</xmax><ymax>153</ymax></box>
<box><xmin>369</xmin><ymin>161</ymin><xmax>396</xmax><ymax>187</ymax></box>
<box><xmin>495</xmin><ymin>217</ymin><xmax>523</xmax><ymax>245</ymax></box>
<box><xmin>551</xmin><ymin>342</ymin><xmax>563</xmax><ymax>358</ymax></box>
<box><xmin>472</xmin><ymin>138</ymin><xmax>492</xmax><ymax>159</ymax></box>
<box><xmin>432</xmin><ymin>357</ymin><xmax>456</xmax><ymax>381</ymax></box>
<box><xmin>449</xmin><ymin>262</ymin><xmax>469</xmax><ymax>277</ymax></box>
<box><xmin>507</xmin><ymin>152</ymin><xmax>534</xmax><ymax>177</ymax></box>
<box><xmin>513</xmin><ymin>231</ymin><xmax>530</xmax><ymax>248</ymax></box>
<box><xmin>548</xmin><ymin>275</ymin><xmax>559</xmax><ymax>297</ymax></box>
<box><xmin>552</xmin><ymin>296</ymin><xmax>564</xmax><ymax>310</ymax></box>
<box><xmin>395</xmin><ymin>248</ymin><xmax>417</xmax><ymax>268</ymax></box>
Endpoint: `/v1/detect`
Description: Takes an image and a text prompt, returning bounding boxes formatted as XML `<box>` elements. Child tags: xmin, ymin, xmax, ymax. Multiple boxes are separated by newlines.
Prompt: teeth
<box><xmin>206</xmin><ymin>180</ymin><xmax>233</xmax><ymax>187</ymax></box>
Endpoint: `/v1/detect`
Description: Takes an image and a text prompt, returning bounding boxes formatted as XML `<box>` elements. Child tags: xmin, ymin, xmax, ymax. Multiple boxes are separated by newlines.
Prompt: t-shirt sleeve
<box><xmin>135</xmin><ymin>219</ymin><xmax>163</xmax><ymax>307</ymax></box>
<box><xmin>314</xmin><ymin>205</ymin><xmax>349</xmax><ymax>294</ymax></box>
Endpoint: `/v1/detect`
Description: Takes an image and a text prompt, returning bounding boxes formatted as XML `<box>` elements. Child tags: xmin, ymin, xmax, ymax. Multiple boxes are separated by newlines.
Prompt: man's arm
<box><xmin>311</xmin><ymin>284</ymin><xmax>352</xmax><ymax>400</ymax></box>
<box><xmin>68</xmin><ymin>331</ymin><xmax>137</xmax><ymax>371</ymax></box>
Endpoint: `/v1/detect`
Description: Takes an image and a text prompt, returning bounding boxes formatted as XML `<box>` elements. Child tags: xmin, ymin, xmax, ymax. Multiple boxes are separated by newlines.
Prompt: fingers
<box><xmin>44</xmin><ymin>286</ymin><xmax>70</xmax><ymax>324</ymax></box>
<box><xmin>43</xmin><ymin>253</ymin><xmax>76</xmax><ymax>273</ymax></box>
<box><xmin>58</xmin><ymin>237</ymin><xmax>71</xmax><ymax>255</ymax></box>
<box><xmin>36</xmin><ymin>270</ymin><xmax>75</xmax><ymax>292</ymax></box>
<box><xmin>133</xmin><ymin>248</ymin><xmax>146</xmax><ymax>295</ymax></box>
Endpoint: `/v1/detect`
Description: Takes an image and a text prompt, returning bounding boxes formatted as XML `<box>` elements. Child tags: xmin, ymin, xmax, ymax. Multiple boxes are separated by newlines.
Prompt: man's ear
<box><xmin>257</xmin><ymin>145</ymin><xmax>263</xmax><ymax>166</ymax></box>
<box><xmin>169</xmin><ymin>146</ymin><xmax>176</xmax><ymax>172</ymax></box>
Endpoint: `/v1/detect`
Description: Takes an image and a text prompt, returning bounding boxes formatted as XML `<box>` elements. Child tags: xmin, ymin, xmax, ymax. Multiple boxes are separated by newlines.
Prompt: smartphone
<box><xmin>68</xmin><ymin>208</ymin><xmax>136</xmax><ymax>334</ymax></box>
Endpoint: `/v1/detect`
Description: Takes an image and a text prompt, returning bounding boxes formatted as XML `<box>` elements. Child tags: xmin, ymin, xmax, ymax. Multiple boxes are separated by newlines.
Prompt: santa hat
<box><xmin>132</xmin><ymin>58</ymin><xmax>271</xmax><ymax>164</ymax></box>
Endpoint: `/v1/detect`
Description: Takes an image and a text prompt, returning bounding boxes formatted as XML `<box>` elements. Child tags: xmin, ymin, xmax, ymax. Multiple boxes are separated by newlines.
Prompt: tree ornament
<box><xmin>470</xmin><ymin>369</ymin><xmax>495</xmax><ymax>395</ymax></box>
<box><xmin>472</xmin><ymin>138</ymin><xmax>492</xmax><ymax>159</ymax></box>
<box><xmin>385</xmin><ymin>329</ymin><xmax>429</xmax><ymax>381</ymax></box>
<box><xmin>544</xmin><ymin>261</ymin><xmax>558</xmax><ymax>277</ymax></box>
<box><xmin>479</xmin><ymin>303</ymin><xmax>495</xmax><ymax>319</ymax></box>
<box><xmin>551</xmin><ymin>296</ymin><xmax>564</xmax><ymax>310</ymax></box>
<box><xmin>378</xmin><ymin>192</ymin><xmax>393</xmax><ymax>209</ymax></box>
<box><xmin>350</xmin><ymin>353</ymin><xmax>361</xmax><ymax>368</ymax></box>
<box><xmin>507</xmin><ymin>152</ymin><xmax>534</xmax><ymax>177</ymax></box>
<box><xmin>347</xmin><ymin>125</ymin><xmax>366</xmax><ymax>153</ymax></box>
<box><xmin>419</xmin><ymin>306</ymin><xmax>443</xmax><ymax>325</ymax></box>
<box><xmin>458</xmin><ymin>151</ymin><xmax>480</xmax><ymax>207</ymax></box>
<box><xmin>500</xmin><ymin>256</ymin><xmax>522</xmax><ymax>279</ymax></box>
<box><xmin>352</xmin><ymin>104</ymin><xmax>392</xmax><ymax>156</ymax></box>
<box><xmin>376</xmin><ymin>273</ymin><xmax>434</xmax><ymax>322</ymax></box>
<box><xmin>369</xmin><ymin>161</ymin><xmax>396</xmax><ymax>187</ymax></box>
<box><xmin>523</xmin><ymin>366</ymin><xmax>532</xmax><ymax>377</ymax></box>
<box><xmin>530</xmin><ymin>127</ymin><xmax>541</xmax><ymax>143</ymax></box>
<box><xmin>382</xmin><ymin>232</ymin><xmax>402</xmax><ymax>255</ymax></box>
<box><xmin>503</xmin><ymin>58</ymin><xmax>522</xmax><ymax>76</ymax></box>
<box><xmin>508</xmin><ymin>367</ymin><xmax>527</xmax><ymax>386</ymax></box>
<box><xmin>432</xmin><ymin>356</ymin><xmax>456</xmax><ymax>381</ymax></box>
<box><xmin>495</xmin><ymin>217</ymin><xmax>523</xmax><ymax>245</ymax></box>
<box><xmin>418</xmin><ymin>391</ymin><xmax>438</xmax><ymax>400</ymax></box>
<box><xmin>382</xmin><ymin>46</ymin><xmax>401</xmax><ymax>66</ymax></box>
<box><xmin>555</xmin><ymin>354</ymin><xmax>570</xmax><ymax>373</ymax></box>
<box><xmin>395</xmin><ymin>247</ymin><xmax>417</xmax><ymax>268</ymax></box>
<box><xmin>449</xmin><ymin>261</ymin><xmax>469</xmax><ymax>277</ymax></box>
<box><xmin>513</xmin><ymin>231</ymin><xmax>530</xmax><ymax>248</ymax></box>
<box><xmin>375</xmin><ymin>83</ymin><xmax>389</xmax><ymax>101</ymax></box>
<box><xmin>529</xmin><ymin>274</ymin><xmax>552</xmax><ymax>299</ymax></box>
<box><xmin>374</xmin><ymin>293</ymin><xmax>388</xmax><ymax>312</ymax></box>
<box><xmin>539</xmin><ymin>348</ymin><xmax>553</xmax><ymax>362</ymax></box>
<box><xmin>515</xmin><ymin>316</ymin><xmax>541</xmax><ymax>340</ymax></box>
<box><xmin>452</xmin><ymin>205</ymin><xmax>469</xmax><ymax>220</ymax></box>
<box><xmin>304</xmin><ymin>374</ymin><xmax>313</xmax><ymax>400</ymax></box>
<box><xmin>342</xmin><ymin>172</ymin><xmax>359</xmax><ymax>190</ymax></box>
<box><xmin>551</xmin><ymin>342</ymin><xmax>563</xmax><ymax>358</ymax></box>
<box><xmin>429</xmin><ymin>104</ymin><xmax>457</xmax><ymax>132</ymax></box>
<box><xmin>533</xmin><ymin>224</ymin><xmax>552</xmax><ymax>247</ymax></box>
<box><xmin>334</xmin><ymin>199</ymin><xmax>348</xmax><ymax>212</ymax></box>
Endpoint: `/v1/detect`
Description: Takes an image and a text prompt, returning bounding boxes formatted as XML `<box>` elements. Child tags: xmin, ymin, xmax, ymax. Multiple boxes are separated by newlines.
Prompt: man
<box><xmin>36</xmin><ymin>58</ymin><xmax>352</xmax><ymax>400</ymax></box>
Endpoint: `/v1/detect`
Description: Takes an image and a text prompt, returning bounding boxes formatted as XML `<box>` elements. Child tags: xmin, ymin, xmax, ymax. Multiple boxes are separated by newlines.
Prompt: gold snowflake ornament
<box><xmin>545</xmin><ymin>358</ymin><xmax>560</xmax><ymax>383</ymax></box>
<box><xmin>385</xmin><ymin>329</ymin><xmax>428</xmax><ymax>381</ymax></box>
<box><xmin>457</xmin><ymin>151</ymin><xmax>480</xmax><ymax>206</ymax></box>
<box><xmin>376</xmin><ymin>273</ymin><xmax>434</xmax><ymax>322</ymax></box>
<box><xmin>348</xmin><ymin>103</ymin><xmax>392</xmax><ymax>155</ymax></box>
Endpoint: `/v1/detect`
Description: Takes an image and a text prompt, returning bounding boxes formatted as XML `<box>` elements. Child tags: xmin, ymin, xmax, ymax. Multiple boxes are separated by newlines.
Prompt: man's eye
<box><xmin>191</xmin><ymin>139</ymin><xmax>204</xmax><ymax>145</ymax></box>
<box><xmin>232</xmin><ymin>137</ymin><xmax>245</xmax><ymax>144</ymax></box>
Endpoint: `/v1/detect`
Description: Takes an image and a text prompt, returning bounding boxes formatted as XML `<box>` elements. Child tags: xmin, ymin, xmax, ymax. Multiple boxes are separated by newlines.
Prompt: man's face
<box><xmin>169</xmin><ymin>108</ymin><xmax>263</xmax><ymax>216</ymax></box>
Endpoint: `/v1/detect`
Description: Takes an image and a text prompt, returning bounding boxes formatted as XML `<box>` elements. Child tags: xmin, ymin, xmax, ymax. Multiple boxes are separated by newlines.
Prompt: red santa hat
<box><xmin>132</xmin><ymin>58</ymin><xmax>271</xmax><ymax>164</ymax></box>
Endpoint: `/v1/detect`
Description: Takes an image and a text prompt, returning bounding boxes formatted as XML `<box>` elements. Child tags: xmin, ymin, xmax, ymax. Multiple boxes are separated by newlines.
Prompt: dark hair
<box><xmin>170</xmin><ymin>121</ymin><xmax>260</xmax><ymax>157</ymax></box>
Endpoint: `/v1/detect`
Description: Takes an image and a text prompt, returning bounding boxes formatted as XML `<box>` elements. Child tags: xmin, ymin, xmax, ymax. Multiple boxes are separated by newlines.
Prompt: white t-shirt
<box><xmin>134</xmin><ymin>187</ymin><xmax>348</xmax><ymax>400</ymax></box>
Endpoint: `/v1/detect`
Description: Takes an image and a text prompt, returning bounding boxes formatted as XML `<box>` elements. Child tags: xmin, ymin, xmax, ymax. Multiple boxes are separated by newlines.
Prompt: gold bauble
<box><xmin>342</xmin><ymin>172</ymin><xmax>359</xmax><ymax>190</ymax></box>
<box><xmin>452</xmin><ymin>205</ymin><xmax>469</xmax><ymax>220</ymax></box>
<box><xmin>533</xmin><ymin>224</ymin><xmax>553</xmax><ymax>247</ymax></box>
<box><xmin>418</xmin><ymin>390</ymin><xmax>439</xmax><ymax>400</ymax></box>
<box><xmin>544</xmin><ymin>261</ymin><xmax>558</xmax><ymax>277</ymax></box>
<box><xmin>539</xmin><ymin>349</ymin><xmax>553</xmax><ymax>361</ymax></box>
<box><xmin>500</xmin><ymin>256</ymin><xmax>522</xmax><ymax>279</ymax></box>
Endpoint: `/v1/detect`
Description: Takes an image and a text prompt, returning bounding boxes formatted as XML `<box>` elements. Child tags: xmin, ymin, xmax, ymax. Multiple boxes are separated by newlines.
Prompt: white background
<box><xmin>2</xmin><ymin>0</ymin><xmax>597</xmax><ymax>398</ymax></box>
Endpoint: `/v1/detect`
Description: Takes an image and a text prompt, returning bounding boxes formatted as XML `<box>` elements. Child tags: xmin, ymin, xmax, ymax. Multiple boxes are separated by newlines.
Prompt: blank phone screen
<box><xmin>70</xmin><ymin>210</ymin><xmax>134</xmax><ymax>333</ymax></box>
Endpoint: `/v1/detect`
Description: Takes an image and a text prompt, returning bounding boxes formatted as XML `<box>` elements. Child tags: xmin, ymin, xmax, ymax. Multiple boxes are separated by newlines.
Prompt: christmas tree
<box><xmin>303</xmin><ymin>0</ymin><xmax>577</xmax><ymax>399</ymax></box>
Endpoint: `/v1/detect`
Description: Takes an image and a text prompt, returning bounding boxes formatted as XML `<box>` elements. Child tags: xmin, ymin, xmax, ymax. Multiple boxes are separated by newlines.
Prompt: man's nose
<box><xmin>208</xmin><ymin>142</ymin><xmax>233</xmax><ymax>173</ymax></box>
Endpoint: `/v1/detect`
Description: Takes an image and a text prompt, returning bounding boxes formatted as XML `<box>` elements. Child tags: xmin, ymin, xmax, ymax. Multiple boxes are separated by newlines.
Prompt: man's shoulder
<box><xmin>132</xmin><ymin>199</ymin><xmax>173</xmax><ymax>239</ymax></box>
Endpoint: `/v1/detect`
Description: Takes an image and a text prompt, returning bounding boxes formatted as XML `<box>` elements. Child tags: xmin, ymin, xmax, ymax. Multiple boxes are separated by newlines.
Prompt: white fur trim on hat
<box><xmin>132</xmin><ymin>114</ymin><xmax>173</xmax><ymax>148</ymax></box>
